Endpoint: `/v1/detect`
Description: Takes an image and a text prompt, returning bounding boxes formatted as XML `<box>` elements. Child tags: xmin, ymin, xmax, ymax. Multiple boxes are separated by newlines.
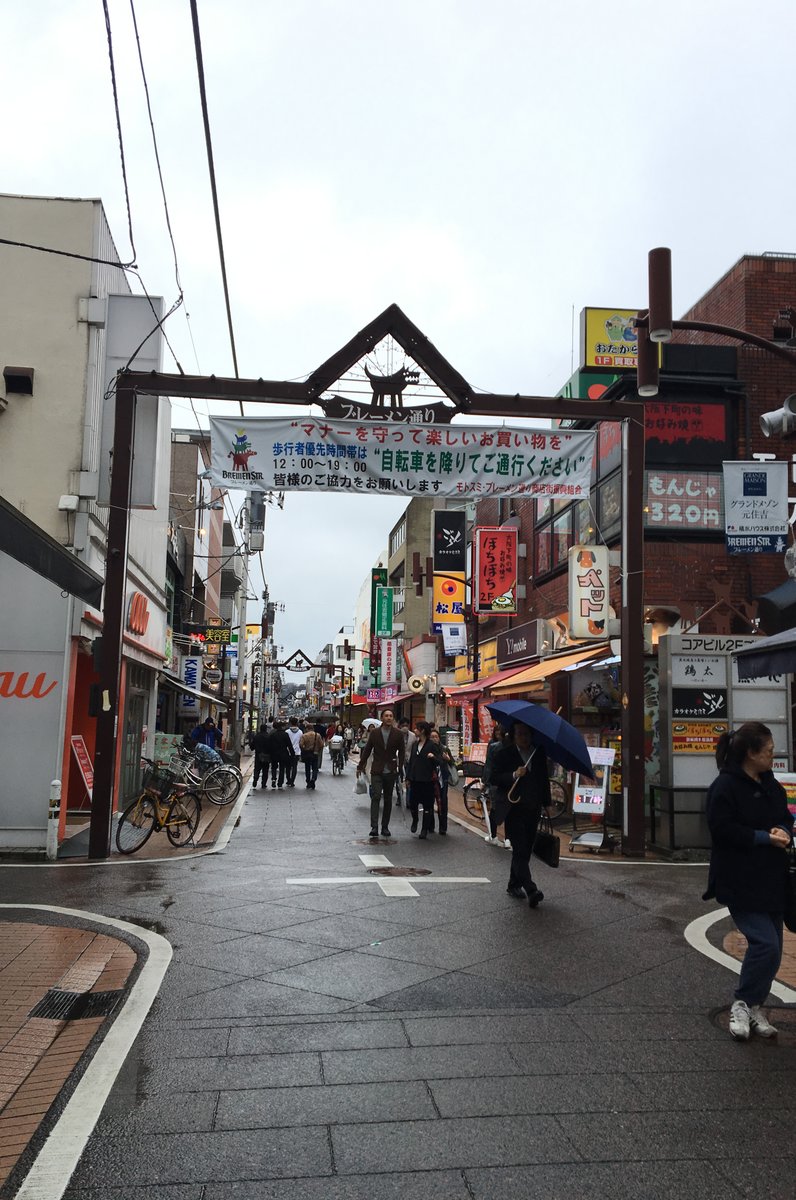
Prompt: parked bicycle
<box><xmin>176</xmin><ymin>742</ymin><xmax>243</xmax><ymax>806</ymax></box>
<box><xmin>115</xmin><ymin>761</ymin><xmax>201</xmax><ymax>855</ymax></box>
<box><xmin>458</xmin><ymin>758</ymin><xmax>569</xmax><ymax>826</ymax></box>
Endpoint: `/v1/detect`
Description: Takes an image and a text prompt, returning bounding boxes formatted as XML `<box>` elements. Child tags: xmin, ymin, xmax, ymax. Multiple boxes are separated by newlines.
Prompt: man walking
<box><xmin>300</xmin><ymin>725</ymin><xmax>324</xmax><ymax>788</ymax></box>
<box><xmin>251</xmin><ymin>724</ymin><xmax>271</xmax><ymax>790</ymax></box>
<box><xmin>266</xmin><ymin>721</ymin><xmax>295</xmax><ymax>789</ymax></box>
<box><xmin>285</xmin><ymin>718</ymin><xmax>302</xmax><ymax>787</ymax></box>
<box><xmin>357</xmin><ymin>708</ymin><xmax>405</xmax><ymax>839</ymax></box>
<box><xmin>398</xmin><ymin>717</ymin><xmax>417</xmax><ymax>811</ymax></box>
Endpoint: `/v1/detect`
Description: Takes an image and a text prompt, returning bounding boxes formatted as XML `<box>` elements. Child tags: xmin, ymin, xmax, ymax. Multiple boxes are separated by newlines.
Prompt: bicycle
<box><xmin>115</xmin><ymin>763</ymin><xmax>202</xmax><ymax>855</ymax></box>
<box><xmin>174</xmin><ymin>743</ymin><xmax>243</xmax><ymax>807</ymax></box>
<box><xmin>330</xmin><ymin>745</ymin><xmax>345</xmax><ymax>775</ymax></box>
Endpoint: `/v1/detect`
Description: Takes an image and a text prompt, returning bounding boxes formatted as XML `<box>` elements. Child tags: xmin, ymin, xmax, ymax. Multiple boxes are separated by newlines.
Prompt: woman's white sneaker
<box><xmin>729</xmin><ymin>1000</ymin><xmax>750</xmax><ymax>1040</ymax></box>
<box><xmin>749</xmin><ymin>1005</ymin><xmax>778</xmax><ymax>1038</ymax></box>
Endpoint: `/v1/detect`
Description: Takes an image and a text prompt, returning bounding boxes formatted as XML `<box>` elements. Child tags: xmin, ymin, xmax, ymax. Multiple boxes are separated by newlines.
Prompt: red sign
<box><xmin>127</xmin><ymin>591</ymin><xmax>151</xmax><ymax>637</ymax></box>
<box><xmin>473</xmin><ymin>527</ymin><xmax>518</xmax><ymax>615</ymax></box>
<box><xmin>70</xmin><ymin>735</ymin><xmax>94</xmax><ymax>799</ymax></box>
<box><xmin>645</xmin><ymin>402</ymin><xmax>726</xmax><ymax>445</ymax></box>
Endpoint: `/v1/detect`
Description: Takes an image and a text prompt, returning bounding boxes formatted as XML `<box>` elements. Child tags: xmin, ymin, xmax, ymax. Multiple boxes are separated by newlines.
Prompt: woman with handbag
<box><xmin>407</xmin><ymin>721</ymin><xmax>444</xmax><ymax>839</ymax></box>
<box><xmin>429</xmin><ymin>729</ymin><xmax>455</xmax><ymax>835</ymax></box>
<box><xmin>491</xmin><ymin>720</ymin><xmax>551</xmax><ymax>908</ymax></box>
<box><xmin>704</xmin><ymin>721</ymin><xmax>794</xmax><ymax>1040</ymax></box>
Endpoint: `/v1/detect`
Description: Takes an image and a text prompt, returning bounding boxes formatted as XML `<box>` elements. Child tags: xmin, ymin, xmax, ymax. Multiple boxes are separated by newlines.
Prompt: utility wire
<box><xmin>102</xmin><ymin>0</ymin><xmax>138</xmax><ymax>267</ymax></box>
<box><xmin>189</xmin><ymin>0</ymin><xmax>244</xmax><ymax>413</ymax></box>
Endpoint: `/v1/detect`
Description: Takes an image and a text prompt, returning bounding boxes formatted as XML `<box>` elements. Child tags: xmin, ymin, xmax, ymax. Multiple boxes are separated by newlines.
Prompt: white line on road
<box><xmin>1</xmin><ymin>904</ymin><xmax>172</xmax><ymax>1200</ymax></box>
<box><xmin>289</xmin><ymin>847</ymin><xmax>491</xmax><ymax>897</ymax></box>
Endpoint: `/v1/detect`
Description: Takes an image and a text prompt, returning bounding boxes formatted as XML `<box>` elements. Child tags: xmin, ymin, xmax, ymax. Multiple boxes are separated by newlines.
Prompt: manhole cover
<box><xmin>711</xmin><ymin>1005</ymin><xmax>796</xmax><ymax>1045</ymax></box>
<box><xmin>354</xmin><ymin>837</ymin><xmax>396</xmax><ymax>845</ymax></box>
<box><xmin>368</xmin><ymin>867</ymin><xmax>432</xmax><ymax>877</ymax></box>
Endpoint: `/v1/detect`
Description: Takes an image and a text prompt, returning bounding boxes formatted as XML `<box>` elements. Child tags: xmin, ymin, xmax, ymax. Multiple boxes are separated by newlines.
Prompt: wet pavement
<box><xmin>1</xmin><ymin>755</ymin><xmax>795</xmax><ymax>1199</ymax></box>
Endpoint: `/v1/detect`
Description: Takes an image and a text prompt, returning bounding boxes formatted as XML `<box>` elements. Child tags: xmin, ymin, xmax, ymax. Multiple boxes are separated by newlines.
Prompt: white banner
<box><xmin>381</xmin><ymin>638</ymin><xmax>399</xmax><ymax>684</ymax></box>
<box><xmin>568</xmin><ymin>545</ymin><xmax>610</xmax><ymax>639</ymax></box>
<box><xmin>723</xmin><ymin>461</ymin><xmax>788</xmax><ymax>553</ymax></box>
<box><xmin>442</xmin><ymin>623</ymin><xmax>468</xmax><ymax>655</ymax></box>
<box><xmin>209</xmin><ymin>416</ymin><xmax>596</xmax><ymax>499</ymax></box>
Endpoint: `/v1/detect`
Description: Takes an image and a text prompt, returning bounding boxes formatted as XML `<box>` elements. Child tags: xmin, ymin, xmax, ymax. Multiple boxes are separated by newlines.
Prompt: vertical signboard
<box><xmin>381</xmin><ymin>638</ymin><xmax>399</xmax><ymax>684</ymax></box>
<box><xmin>179</xmin><ymin>655</ymin><xmax>203</xmax><ymax>716</ymax></box>
<box><xmin>473</xmin><ymin>527</ymin><xmax>518</xmax><ymax>614</ymax></box>
<box><xmin>432</xmin><ymin>509</ymin><xmax>467</xmax><ymax>633</ymax></box>
<box><xmin>568</xmin><ymin>545</ymin><xmax>610</xmax><ymax>638</ymax></box>
<box><xmin>723</xmin><ymin>461</ymin><xmax>788</xmax><ymax>553</ymax></box>
<box><xmin>374</xmin><ymin>587</ymin><xmax>394</xmax><ymax>638</ymax></box>
<box><xmin>369</xmin><ymin>568</ymin><xmax>387</xmax><ymax>670</ymax></box>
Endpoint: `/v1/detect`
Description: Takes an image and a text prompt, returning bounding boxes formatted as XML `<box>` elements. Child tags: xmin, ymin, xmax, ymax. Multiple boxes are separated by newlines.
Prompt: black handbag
<box><xmin>784</xmin><ymin>845</ymin><xmax>796</xmax><ymax>934</ymax></box>
<box><xmin>533</xmin><ymin>811</ymin><xmax>560</xmax><ymax>869</ymax></box>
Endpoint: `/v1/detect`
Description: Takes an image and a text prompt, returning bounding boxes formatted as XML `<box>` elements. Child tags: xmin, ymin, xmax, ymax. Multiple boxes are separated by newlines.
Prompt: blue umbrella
<box><xmin>485</xmin><ymin>699</ymin><xmax>594</xmax><ymax>777</ymax></box>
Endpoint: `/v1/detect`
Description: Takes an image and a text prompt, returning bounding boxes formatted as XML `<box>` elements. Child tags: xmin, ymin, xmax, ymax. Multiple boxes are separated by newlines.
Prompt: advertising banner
<box><xmin>645</xmin><ymin>470</ymin><xmax>723</xmax><ymax>532</ymax></box>
<box><xmin>431</xmin><ymin>571</ymin><xmax>465</xmax><ymax>632</ymax></box>
<box><xmin>369</xmin><ymin>567</ymin><xmax>387</xmax><ymax>668</ymax></box>
<box><xmin>381</xmin><ymin>638</ymin><xmax>399</xmax><ymax>684</ymax></box>
<box><xmin>209</xmin><ymin>416</ymin><xmax>595</xmax><ymax>500</ymax></box>
<box><xmin>473</xmin><ymin>527</ymin><xmax>518</xmax><ymax>614</ymax></box>
<box><xmin>568</xmin><ymin>545</ymin><xmax>610</xmax><ymax>639</ymax></box>
<box><xmin>723</xmin><ymin>461</ymin><xmax>788</xmax><ymax>553</ymax></box>
<box><xmin>573</xmin><ymin>746</ymin><xmax>615</xmax><ymax>814</ymax></box>
<box><xmin>374</xmin><ymin>587</ymin><xmax>394</xmax><ymax>638</ymax></box>
<box><xmin>179</xmin><ymin>655</ymin><xmax>203</xmax><ymax>715</ymax></box>
<box><xmin>433</xmin><ymin>510</ymin><xmax>467</xmax><ymax>572</ymax></box>
<box><xmin>671</xmin><ymin>721</ymin><xmax>728</xmax><ymax>754</ymax></box>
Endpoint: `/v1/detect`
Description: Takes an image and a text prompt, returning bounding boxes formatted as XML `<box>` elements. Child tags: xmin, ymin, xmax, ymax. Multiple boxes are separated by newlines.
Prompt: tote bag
<box><xmin>533</xmin><ymin>811</ymin><xmax>560</xmax><ymax>869</ymax></box>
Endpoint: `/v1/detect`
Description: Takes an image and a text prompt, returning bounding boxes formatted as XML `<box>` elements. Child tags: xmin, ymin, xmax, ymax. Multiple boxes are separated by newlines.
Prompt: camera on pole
<box><xmin>760</xmin><ymin>394</ymin><xmax>796</xmax><ymax>437</ymax></box>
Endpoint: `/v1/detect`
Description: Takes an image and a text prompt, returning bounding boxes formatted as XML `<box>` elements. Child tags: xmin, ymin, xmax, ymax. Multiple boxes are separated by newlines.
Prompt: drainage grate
<box><xmin>29</xmin><ymin>988</ymin><xmax>123</xmax><ymax>1021</ymax></box>
<box><xmin>368</xmin><ymin>867</ymin><xmax>432</xmax><ymax>878</ymax></box>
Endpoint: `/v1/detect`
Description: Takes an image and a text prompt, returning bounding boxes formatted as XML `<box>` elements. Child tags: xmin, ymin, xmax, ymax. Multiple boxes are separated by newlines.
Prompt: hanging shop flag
<box><xmin>209</xmin><ymin>416</ymin><xmax>595</xmax><ymax>499</ymax></box>
<box><xmin>722</xmin><ymin>461</ymin><xmax>788</xmax><ymax>554</ymax></box>
<box><xmin>381</xmin><ymin>638</ymin><xmax>399</xmax><ymax>684</ymax></box>
<box><xmin>431</xmin><ymin>572</ymin><xmax>466</xmax><ymax>633</ymax></box>
<box><xmin>369</xmin><ymin>568</ymin><xmax>387</xmax><ymax>669</ymax></box>
<box><xmin>568</xmin><ymin>545</ymin><xmax>610</xmax><ymax>639</ymax></box>
<box><xmin>473</xmin><ymin>526</ymin><xmax>518</xmax><ymax>614</ymax></box>
<box><xmin>433</xmin><ymin>510</ymin><xmax>467</xmax><ymax>573</ymax></box>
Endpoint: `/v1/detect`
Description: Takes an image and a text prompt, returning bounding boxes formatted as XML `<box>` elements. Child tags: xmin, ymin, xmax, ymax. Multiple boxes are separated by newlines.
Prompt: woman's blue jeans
<box><xmin>728</xmin><ymin>907</ymin><xmax>784</xmax><ymax>1005</ymax></box>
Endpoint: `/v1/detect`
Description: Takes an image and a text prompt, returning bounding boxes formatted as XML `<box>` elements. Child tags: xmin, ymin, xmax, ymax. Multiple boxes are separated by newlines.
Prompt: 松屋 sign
<box><xmin>568</xmin><ymin>545</ymin><xmax>610</xmax><ymax>639</ymax></box>
<box><xmin>209</xmin><ymin>416</ymin><xmax>595</xmax><ymax>499</ymax></box>
<box><xmin>473</xmin><ymin>527</ymin><xmax>518</xmax><ymax>614</ymax></box>
<box><xmin>723</xmin><ymin>461</ymin><xmax>788</xmax><ymax>553</ymax></box>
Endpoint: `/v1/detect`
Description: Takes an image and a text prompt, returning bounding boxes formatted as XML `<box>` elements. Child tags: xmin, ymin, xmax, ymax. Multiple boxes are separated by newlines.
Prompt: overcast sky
<box><xmin>6</xmin><ymin>1</ymin><xmax>796</xmax><ymax>671</ymax></box>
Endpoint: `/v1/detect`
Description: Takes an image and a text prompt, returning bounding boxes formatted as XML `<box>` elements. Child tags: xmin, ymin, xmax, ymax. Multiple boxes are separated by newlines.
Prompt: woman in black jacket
<box><xmin>491</xmin><ymin>720</ymin><xmax>551</xmax><ymax>908</ymax></box>
<box><xmin>407</xmin><ymin>721</ymin><xmax>444</xmax><ymax>839</ymax></box>
<box><xmin>705</xmin><ymin>721</ymin><xmax>793</xmax><ymax>1040</ymax></box>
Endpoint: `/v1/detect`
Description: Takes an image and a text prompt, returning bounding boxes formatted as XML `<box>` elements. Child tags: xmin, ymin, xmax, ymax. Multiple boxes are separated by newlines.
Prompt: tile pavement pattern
<box><xmin>0</xmin><ymin>922</ymin><xmax>136</xmax><ymax>1189</ymax></box>
<box><xmin>3</xmin><ymin>763</ymin><xmax>796</xmax><ymax>1199</ymax></box>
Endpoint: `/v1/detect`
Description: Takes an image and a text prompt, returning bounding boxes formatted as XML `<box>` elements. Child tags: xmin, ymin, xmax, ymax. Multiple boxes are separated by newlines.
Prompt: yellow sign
<box><xmin>672</xmin><ymin>721</ymin><xmax>728</xmax><ymax>754</ymax></box>
<box><xmin>246</xmin><ymin>623</ymin><xmax>260</xmax><ymax>639</ymax></box>
<box><xmin>432</xmin><ymin>571</ymin><xmax>465</xmax><ymax>626</ymax></box>
<box><xmin>581</xmin><ymin>307</ymin><xmax>640</xmax><ymax>370</ymax></box>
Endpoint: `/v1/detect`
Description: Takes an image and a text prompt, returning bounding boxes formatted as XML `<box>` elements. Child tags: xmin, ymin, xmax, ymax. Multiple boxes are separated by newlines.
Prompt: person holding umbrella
<box><xmin>490</xmin><ymin>721</ymin><xmax>551</xmax><ymax>906</ymax></box>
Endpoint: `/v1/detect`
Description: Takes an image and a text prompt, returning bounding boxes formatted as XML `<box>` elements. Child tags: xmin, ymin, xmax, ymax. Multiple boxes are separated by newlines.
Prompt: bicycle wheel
<box><xmin>463</xmin><ymin>782</ymin><xmax>488</xmax><ymax>821</ymax></box>
<box><xmin>332</xmin><ymin>754</ymin><xmax>342</xmax><ymax>776</ymax></box>
<box><xmin>202</xmin><ymin>765</ymin><xmax>242</xmax><ymax>806</ymax></box>
<box><xmin>166</xmin><ymin>792</ymin><xmax>201</xmax><ymax>847</ymax></box>
<box><xmin>547</xmin><ymin>779</ymin><xmax>569</xmax><ymax>822</ymax></box>
<box><xmin>116</xmin><ymin>795</ymin><xmax>157</xmax><ymax>854</ymax></box>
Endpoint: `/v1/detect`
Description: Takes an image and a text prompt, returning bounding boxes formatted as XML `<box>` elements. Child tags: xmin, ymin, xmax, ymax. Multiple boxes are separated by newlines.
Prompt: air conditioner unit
<box><xmin>407</xmin><ymin>674</ymin><xmax>426</xmax><ymax>694</ymax></box>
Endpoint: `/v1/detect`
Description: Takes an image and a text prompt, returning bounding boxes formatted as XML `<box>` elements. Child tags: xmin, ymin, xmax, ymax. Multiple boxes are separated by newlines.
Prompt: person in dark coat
<box><xmin>406</xmin><ymin>721</ymin><xmax>444</xmax><ymax>839</ymax></box>
<box><xmin>357</xmin><ymin>709</ymin><xmax>405</xmax><ymax>838</ymax></box>
<box><xmin>491</xmin><ymin>720</ymin><xmax>551</xmax><ymax>907</ymax></box>
<box><xmin>251</xmin><ymin>724</ymin><xmax>271</xmax><ymax>790</ymax></box>
<box><xmin>429</xmin><ymin>729</ymin><xmax>454</xmax><ymax>835</ymax></box>
<box><xmin>265</xmin><ymin>721</ymin><xmax>296</xmax><ymax>789</ymax></box>
<box><xmin>704</xmin><ymin>721</ymin><xmax>793</xmax><ymax>1040</ymax></box>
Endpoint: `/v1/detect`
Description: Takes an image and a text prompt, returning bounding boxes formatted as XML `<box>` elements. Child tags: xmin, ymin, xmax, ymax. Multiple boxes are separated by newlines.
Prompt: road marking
<box><xmin>288</xmin><ymin>852</ymin><xmax>490</xmax><ymax>898</ymax></box>
<box><xmin>684</xmin><ymin>908</ymin><xmax>796</xmax><ymax>1002</ymax></box>
<box><xmin>0</xmin><ymin>904</ymin><xmax>172</xmax><ymax>1200</ymax></box>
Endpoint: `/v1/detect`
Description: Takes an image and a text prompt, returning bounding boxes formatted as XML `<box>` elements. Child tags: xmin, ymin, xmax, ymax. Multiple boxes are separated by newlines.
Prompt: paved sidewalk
<box><xmin>1</xmin><ymin>761</ymin><xmax>795</xmax><ymax>1199</ymax></box>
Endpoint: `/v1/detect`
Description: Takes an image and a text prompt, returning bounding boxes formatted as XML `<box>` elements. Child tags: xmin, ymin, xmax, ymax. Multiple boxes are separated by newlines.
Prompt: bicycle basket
<box><xmin>460</xmin><ymin>761</ymin><xmax>484</xmax><ymax>780</ymax></box>
<box><xmin>142</xmin><ymin>765</ymin><xmax>179</xmax><ymax>800</ymax></box>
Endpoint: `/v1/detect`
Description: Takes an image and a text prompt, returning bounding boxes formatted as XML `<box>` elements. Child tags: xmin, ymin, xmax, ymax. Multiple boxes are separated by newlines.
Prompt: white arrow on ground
<box><xmin>287</xmin><ymin>853</ymin><xmax>491</xmax><ymax>897</ymax></box>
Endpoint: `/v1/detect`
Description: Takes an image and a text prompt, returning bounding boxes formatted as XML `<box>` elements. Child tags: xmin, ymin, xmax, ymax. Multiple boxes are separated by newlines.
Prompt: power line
<box><xmin>189</xmin><ymin>0</ymin><xmax>244</xmax><ymax>413</ymax></box>
<box><xmin>102</xmin><ymin>0</ymin><xmax>138</xmax><ymax>268</ymax></box>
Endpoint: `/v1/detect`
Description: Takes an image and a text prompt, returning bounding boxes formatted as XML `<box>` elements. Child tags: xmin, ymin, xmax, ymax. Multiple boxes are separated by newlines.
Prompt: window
<box><xmin>389</xmin><ymin>519</ymin><xmax>406</xmax><ymax>557</ymax></box>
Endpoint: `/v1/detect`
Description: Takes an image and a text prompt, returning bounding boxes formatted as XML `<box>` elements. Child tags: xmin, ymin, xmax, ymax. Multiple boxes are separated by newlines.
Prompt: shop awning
<box><xmin>376</xmin><ymin>691</ymin><xmax>414</xmax><ymax>708</ymax></box>
<box><xmin>0</xmin><ymin>494</ymin><xmax>104</xmax><ymax>607</ymax></box>
<box><xmin>444</xmin><ymin>662</ymin><xmax>536</xmax><ymax>700</ymax></box>
<box><xmin>159</xmin><ymin>673</ymin><xmax>229</xmax><ymax>709</ymax></box>
<box><xmin>488</xmin><ymin>645</ymin><xmax>609</xmax><ymax>693</ymax></box>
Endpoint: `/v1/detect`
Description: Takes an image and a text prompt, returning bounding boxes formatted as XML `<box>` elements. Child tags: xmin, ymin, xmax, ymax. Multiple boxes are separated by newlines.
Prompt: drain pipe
<box><xmin>46</xmin><ymin>780</ymin><xmax>61</xmax><ymax>861</ymax></box>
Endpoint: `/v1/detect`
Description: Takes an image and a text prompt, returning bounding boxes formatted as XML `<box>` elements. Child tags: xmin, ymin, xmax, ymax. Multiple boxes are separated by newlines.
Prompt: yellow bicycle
<box><xmin>115</xmin><ymin>764</ymin><xmax>202</xmax><ymax>855</ymax></box>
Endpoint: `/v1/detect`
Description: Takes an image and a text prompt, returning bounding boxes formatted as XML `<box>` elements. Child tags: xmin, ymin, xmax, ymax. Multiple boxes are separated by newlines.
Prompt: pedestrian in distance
<box><xmin>285</xmin><ymin>718</ymin><xmax>302</xmax><ymax>787</ymax></box>
<box><xmin>300</xmin><ymin>726</ymin><xmax>324</xmax><ymax>788</ymax></box>
<box><xmin>490</xmin><ymin>721</ymin><xmax>551</xmax><ymax>908</ymax></box>
<box><xmin>429</xmin><ymin>729</ymin><xmax>454</xmax><ymax>835</ymax></box>
<box><xmin>251</xmin><ymin>724</ymin><xmax>271</xmax><ymax>789</ymax></box>
<box><xmin>704</xmin><ymin>721</ymin><xmax>794</xmax><ymax>1041</ymax></box>
<box><xmin>357</xmin><ymin>708</ymin><xmax>405</xmax><ymax>839</ymax></box>
<box><xmin>343</xmin><ymin>723</ymin><xmax>354</xmax><ymax>760</ymax></box>
<box><xmin>407</xmin><ymin>721</ymin><xmax>444</xmax><ymax>839</ymax></box>
<box><xmin>266</xmin><ymin>721</ymin><xmax>295</xmax><ymax>789</ymax></box>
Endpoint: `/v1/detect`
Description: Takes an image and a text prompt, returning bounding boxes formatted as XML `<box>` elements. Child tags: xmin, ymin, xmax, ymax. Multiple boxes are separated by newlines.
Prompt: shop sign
<box><xmin>645</xmin><ymin>401</ymin><xmax>731</xmax><ymax>466</ymax></box>
<box><xmin>573</xmin><ymin>746</ymin><xmax>615</xmax><ymax>814</ymax></box>
<box><xmin>497</xmin><ymin>619</ymin><xmax>544</xmax><ymax>668</ymax></box>
<box><xmin>209</xmin><ymin>415</ymin><xmax>595</xmax><ymax>500</ymax></box>
<box><xmin>369</xmin><ymin>568</ymin><xmax>387</xmax><ymax>667</ymax></box>
<box><xmin>568</xmin><ymin>545</ymin><xmax>610</xmax><ymax>639</ymax></box>
<box><xmin>671</xmin><ymin>655</ymin><xmax>726</xmax><ymax>688</ymax></box>
<box><xmin>431</xmin><ymin>571</ymin><xmax>465</xmax><ymax>633</ymax></box>
<box><xmin>580</xmin><ymin>308</ymin><xmax>639</xmax><ymax>370</ymax></box>
<box><xmin>126</xmin><ymin>591</ymin><xmax>150</xmax><ymax>637</ymax></box>
<box><xmin>645</xmin><ymin>470</ymin><xmax>723</xmax><ymax>531</ymax></box>
<box><xmin>70</xmin><ymin>735</ymin><xmax>94</xmax><ymax>798</ymax></box>
<box><xmin>374</xmin><ymin>587</ymin><xmax>394</xmax><ymax>638</ymax></box>
<box><xmin>723</xmin><ymin>461</ymin><xmax>789</xmax><ymax>553</ymax></box>
<box><xmin>672</xmin><ymin>721</ymin><xmax>728</xmax><ymax>754</ymax></box>
<box><xmin>433</xmin><ymin>510</ymin><xmax>466</xmax><ymax>573</ymax></box>
<box><xmin>442</xmin><ymin>623</ymin><xmax>467</xmax><ymax>655</ymax></box>
<box><xmin>179</xmin><ymin>656</ymin><xmax>203</xmax><ymax>714</ymax></box>
<box><xmin>473</xmin><ymin>527</ymin><xmax>518</xmax><ymax>614</ymax></box>
<box><xmin>671</xmin><ymin>687</ymin><xmax>728</xmax><ymax>720</ymax></box>
<box><xmin>366</xmin><ymin>688</ymin><xmax>381</xmax><ymax>703</ymax></box>
<box><xmin>381</xmin><ymin>638</ymin><xmax>398</xmax><ymax>684</ymax></box>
